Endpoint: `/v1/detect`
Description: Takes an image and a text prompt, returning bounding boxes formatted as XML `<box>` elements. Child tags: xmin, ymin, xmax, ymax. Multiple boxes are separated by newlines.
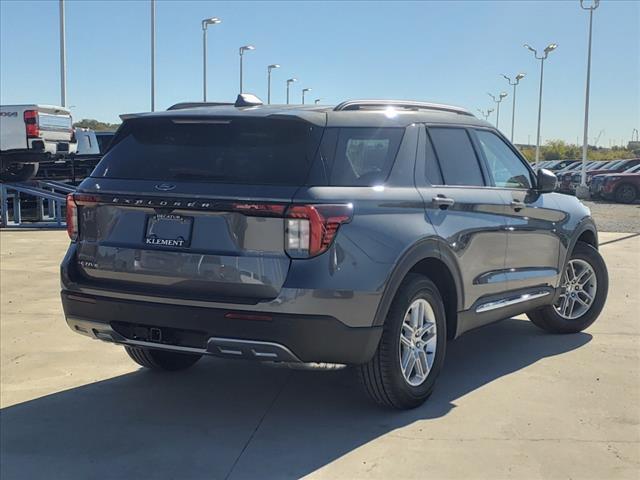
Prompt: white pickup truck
<box><xmin>0</xmin><ymin>104</ymin><xmax>77</xmax><ymax>181</ymax></box>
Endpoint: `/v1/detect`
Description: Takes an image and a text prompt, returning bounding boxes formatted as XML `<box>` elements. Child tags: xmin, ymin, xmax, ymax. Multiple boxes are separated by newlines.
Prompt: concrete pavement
<box><xmin>1</xmin><ymin>231</ymin><xmax>638</xmax><ymax>479</ymax></box>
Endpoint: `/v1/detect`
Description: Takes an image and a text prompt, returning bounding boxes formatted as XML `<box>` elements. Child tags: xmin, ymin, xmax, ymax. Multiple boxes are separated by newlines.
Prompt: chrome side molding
<box><xmin>475</xmin><ymin>290</ymin><xmax>551</xmax><ymax>313</ymax></box>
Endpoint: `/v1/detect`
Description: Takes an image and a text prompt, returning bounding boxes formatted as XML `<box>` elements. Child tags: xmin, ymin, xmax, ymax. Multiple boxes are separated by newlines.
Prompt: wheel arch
<box><xmin>373</xmin><ymin>238</ymin><xmax>463</xmax><ymax>340</ymax></box>
<box><xmin>560</xmin><ymin>218</ymin><xmax>599</xmax><ymax>273</ymax></box>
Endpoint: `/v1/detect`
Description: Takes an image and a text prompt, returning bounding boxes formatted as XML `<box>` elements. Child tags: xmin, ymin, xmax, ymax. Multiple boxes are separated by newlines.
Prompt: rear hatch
<box><xmin>70</xmin><ymin>115</ymin><xmax>324</xmax><ymax>303</ymax></box>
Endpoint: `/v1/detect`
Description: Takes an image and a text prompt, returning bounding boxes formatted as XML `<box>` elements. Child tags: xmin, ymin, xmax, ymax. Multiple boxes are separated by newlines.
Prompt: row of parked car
<box><xmin>534</xmin><ymin>158</ymin><xmax>640</xmax><ymax>203</ymax></box>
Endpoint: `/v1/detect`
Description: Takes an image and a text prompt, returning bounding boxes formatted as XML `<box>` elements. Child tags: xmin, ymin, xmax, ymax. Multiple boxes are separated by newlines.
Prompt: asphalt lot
<box><xmin>1</xmin><ymin>230</ymin><xmax>639</xmax><ymax>479</ymax></box>
<box><xmin>582</xmin><ymin>200</ymin><xmax>640</xmax><ymax>233</ymax></box>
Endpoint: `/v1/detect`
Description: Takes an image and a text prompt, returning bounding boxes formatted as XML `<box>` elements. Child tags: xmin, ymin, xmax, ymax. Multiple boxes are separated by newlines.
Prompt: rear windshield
<box><xmin>92</xmin><ymin>117</ymin><xmax>322</xmax><ymax>185</ymax></box>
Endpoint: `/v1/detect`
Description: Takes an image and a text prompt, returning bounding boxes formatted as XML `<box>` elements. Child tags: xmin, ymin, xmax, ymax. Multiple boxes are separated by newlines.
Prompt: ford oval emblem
<box><xmin>155</xmin><ymin>183</ymin><xmax>176</xmax><ymax>192</ymax></box>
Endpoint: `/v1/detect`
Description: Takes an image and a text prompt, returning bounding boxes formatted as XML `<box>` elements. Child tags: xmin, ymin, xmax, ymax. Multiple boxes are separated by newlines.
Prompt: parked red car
<box><xmin>556</xmin><ymin>161</ymin><xmax>599</xmax><ymax>192</ymax></box>
<box><xmin>561</xmin><ymin>159</ymin><xmax>640</xmax><ymax>195</ymax></box>
<box><xmin>593</xmin><ymin>164</ymin><xmax>640</xmax><ymax>203</ymax></box>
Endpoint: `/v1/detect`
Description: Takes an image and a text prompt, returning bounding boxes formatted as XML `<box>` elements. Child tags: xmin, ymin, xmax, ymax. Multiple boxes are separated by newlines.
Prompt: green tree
<box><xmin>519</xmin><ymin>139</ymin><xmax>635</xmax><ymax>163</ymax></box>
<box><xmin>73</xmin><ymin>118</ymin><xmax>120</xmax><ymax>131</ymax></box>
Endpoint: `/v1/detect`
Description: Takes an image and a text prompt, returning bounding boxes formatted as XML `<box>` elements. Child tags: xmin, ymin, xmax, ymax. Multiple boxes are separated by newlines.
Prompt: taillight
<box><xmin>24</xmin><ymin>110</ymin><xmax>39</xmax><ymax>138</ymax></box>
<box><xmin>66</xmin><ymin>194</ymin><xmax>78</xmax><ymax>241</ymax></box>
<box><xmin>285</xmin><ymin>204</ymin><xmax>353</xmax><ymax>258</ymax></box>
<box><xmin>66</xmin><ymin>194</ymin><xmax>98</xmax><ymax>241</ymax></box>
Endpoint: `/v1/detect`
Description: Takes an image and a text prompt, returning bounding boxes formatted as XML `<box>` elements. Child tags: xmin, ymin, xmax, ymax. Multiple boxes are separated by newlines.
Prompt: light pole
<box><xmin>301</xmin><ymin>88</ymin><xmax>312</xmax><ymax>104</ymax></box>
<box><xmin>59</xmin><ymin>0</ymin><xmax>67</xmax><ymax>107</ymax></box>
<box><xmin>487</xmin><ymin>92</ymin><xmax>508</xmax><ymax>129</ymax></box>
<box><xmin>502</xmin><ymin>73</ymin><xmax>525</xmax><ymax>142</ymax></box>
<box><xmin>267</xmin><ymin>64</ymin><xmax>280</xmax><ymax>104</ymax></box>
<box><xmin>239</xmin><ymin>45</ymin><xmax>255</xmax><ymax>93</ymax></box>
<box><xmin>477</xmin><ymin>108</ymin><xmax>494</xmax><ymax>122</ymax></box>
<box><xmin>577</xmin><ymin>0</ymin><xmax>600</xmax><ymax>199</ymax></box>
<box><xmin>314</xmin><ymin>98</ymin><xmax>321</xmax><ymax>105</ymax></box>
<box><xmin>201</xmin><ymin>17</ymin><xmax>221</xmax><ymax>102</ymax></box>
<box><xmin>524</xmin><ymin>42</ymin><xmax>558</xmax><ymax>164</ymax></box>
<box><xmin>286</xmin><ymin>78</ymin><xmax>297</xmax><ymax>104</ymax></box>
<box><xmin>150</xmin><ymin>0</ymin><xmax>155</xmax><ymax>111</ymax></box>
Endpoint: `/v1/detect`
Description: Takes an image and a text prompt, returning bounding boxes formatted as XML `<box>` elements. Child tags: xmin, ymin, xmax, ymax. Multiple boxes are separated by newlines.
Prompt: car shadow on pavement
<box><xmin>1</xmin><ymin>317</ymin><xmax>591</xmax><ymax>480</ymax></box>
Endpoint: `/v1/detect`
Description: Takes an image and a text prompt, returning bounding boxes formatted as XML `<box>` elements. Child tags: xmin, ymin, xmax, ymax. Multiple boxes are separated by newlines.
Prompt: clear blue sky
<box><xmin>1</xmin><ymin>0</ymin><xmax>638</xmax><ymax>146</ymax></box>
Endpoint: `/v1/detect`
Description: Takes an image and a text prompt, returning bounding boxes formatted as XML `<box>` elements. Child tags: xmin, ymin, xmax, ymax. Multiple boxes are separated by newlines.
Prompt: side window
<box><xmin>428</xmin><ymin>127</ymin><xmax>485</xmax><ymax>186</ymax></box>
<box><xmin>475</xmin><ymin>130</ymin><xmax>533</xmax><ymax>189</ymax></box>
<box><xmin>329</xmin><ymin>128</ymin><xmax>403</xmax><ymax>186</ymax></box>
<box><xmin>424</xmin><ymin>128</ymin><xmax>443</xmax><ymax>185</ymax></box>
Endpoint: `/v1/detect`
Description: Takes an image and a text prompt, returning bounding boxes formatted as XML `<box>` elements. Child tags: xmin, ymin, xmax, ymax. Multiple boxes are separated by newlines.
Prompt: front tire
<box><xmin>358</xmin><ymin>274</ymin><xmax>447</xmax><ymax>409</ymax></box>
<box><xmin>125</xmin><ymin>346</ymin><xmax>201</xmax><ymax>371</ymax></box>
<box><xmin>527</xmin><ymin>242</ymin><xmax>608</xmax><ymax>333</ymax></box>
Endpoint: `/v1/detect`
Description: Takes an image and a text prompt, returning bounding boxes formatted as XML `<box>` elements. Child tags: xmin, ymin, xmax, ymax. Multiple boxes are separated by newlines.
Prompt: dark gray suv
<box><xmin>61</xmin><ymin>97</ymin><xmax>608</xmax><ymax>409</ymax></box>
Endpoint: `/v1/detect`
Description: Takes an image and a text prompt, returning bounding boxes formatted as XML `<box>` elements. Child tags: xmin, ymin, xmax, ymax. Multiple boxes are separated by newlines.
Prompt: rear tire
<box><xmin>358</xmin><ymin>274</ymin><xmax>447</xmax><ymax>409</ymax></box>
<box><xmin>0</xmin><ymin>163</ymin><xmax>39</xmax><ymax>182</ymax></box>
<box><xmin>124</xmin><ymin>346</ymin><xmax>201</xmax><ymax>371</ymax></box>
<box><xmin>614</xmin><ymin>183</ymin><xmax>637</xmax><ymax>204</ymax></box>
<box><xmin>527</xmin><ymin>242</ymin><xmax>608</xmax><ymax>333</ymax></box>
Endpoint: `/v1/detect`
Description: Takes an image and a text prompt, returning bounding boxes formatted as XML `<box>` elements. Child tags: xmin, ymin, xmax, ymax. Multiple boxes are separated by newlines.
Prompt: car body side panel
<box><xmin>499</xmin><ymin>189</ymin><xmax>565</xmax><ymax>291</ymax></box>
<box><xmin>547</xmin><ymin>193</ymin><xmax>596</xmax><ymax>273</ymax></box>
<box><xmin>413</xmin><ymin>125</ymin><xmax>509</xmax><ymax>311</ymax></box>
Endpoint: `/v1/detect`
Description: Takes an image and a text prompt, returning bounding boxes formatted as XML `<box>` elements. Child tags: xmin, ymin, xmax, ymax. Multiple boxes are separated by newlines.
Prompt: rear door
<box><xmin>73</xmin><ymin>115</ymin><xmax>323</xmax><ymax>303</ymax></box>
<box><xmin>471</xmin><ymin>128</ymin><xmax>564</xmax><ymax>291</ymax></box>
<box><xmin>415</xmin><ymin>126</ymin><xmax>509</xmax><ymax>311</ymax></box>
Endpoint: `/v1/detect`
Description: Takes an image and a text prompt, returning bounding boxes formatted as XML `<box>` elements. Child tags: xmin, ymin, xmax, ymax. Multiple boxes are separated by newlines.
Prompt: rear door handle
<box><xmin>432</xmin><ymin>196</ymin><xmax>455</xmax><ymax>210</ymax></box>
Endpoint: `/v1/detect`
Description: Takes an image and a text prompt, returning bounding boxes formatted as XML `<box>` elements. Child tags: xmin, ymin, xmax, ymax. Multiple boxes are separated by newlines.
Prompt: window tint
<box><xmin>328</xmin><ymin>128</ymin><xmax>403</xmax><ymax>186</ymax></box>
<box><xmin>92</xmin><ymin>118</ymin><xmax>321</xmax><ymax>185</ymax></box>
<box><xmin>475</xmin><ymin>130</ymin><xmax>532</xmax><ymax>189</ymax></box>
<box><xmin>428</xmin><ymin>128</ymin><xmax>485</xmax><ymax>186</ymax></box>
<box><xmin>423</xmin><ymin>128</ymin><xmax>443</xmax><ymax>185</ymax></box>
<box><xmin>96</xmin><ymin>134</ymin><xmax>114</xmax><ymax>153</ymax></box>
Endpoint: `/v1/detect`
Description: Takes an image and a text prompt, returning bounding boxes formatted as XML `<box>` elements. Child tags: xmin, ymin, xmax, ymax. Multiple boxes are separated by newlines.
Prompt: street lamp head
<box><xmin>501</xmin><ymin>74</ymin><xmax>511</xmax><ymax>82</ymax></box>
<box><xmin>580</xmin><ymin>0</ymin><xmax>600</xmax><ymax>10</ymax></box>
<box><xmin>314</xmin><ymin>99</ymin><xmax>321</xmax><ymax>104</ymax></box>
<box><xmin>202</xmin><ymin>17</ymin><xmax>221</xmax><ymax>29</ymax></box>
<box><xmin>268</xmin><ymin>64</ymin><xmax>280</xmax><ymax>71</ymax></box>
<box><xmin>523</xmin><ymin>43</ymin><xmax>537</xmax><ymax>54</ymax></box>
<box><xmin>544</xmin><ymin>43</ymin><xmax>558</xmax><ymax>54</ymax></box>
<box><xmin>287</xmin><ymin>78</ymin><xmax>297</xmax><ymax>85</ymax></box>
<box><xmin>499</xmin><ymin>92</ymin><xmax>508</xmax><ymax>99</ymax></box>
<box><xmin>516</xmin><ymin>72</ymin><xmax>526</xmax><ymax>81</ymax></box>
<box><xmin>302</xmin><ymin>88</ymin><xmax>312</xmax><ymax>93</ymax></box>
<box><xmin>239</xmin><ymin>45</ymin><xmax>255</xmax><ymax>55</ymax></box>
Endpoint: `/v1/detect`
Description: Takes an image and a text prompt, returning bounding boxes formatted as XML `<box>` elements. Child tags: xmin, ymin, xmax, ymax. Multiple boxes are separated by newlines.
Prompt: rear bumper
<box><xmin>61</xmin><ymin>290</ymin><xmax>382</xmax><ymax>365</ymax></box>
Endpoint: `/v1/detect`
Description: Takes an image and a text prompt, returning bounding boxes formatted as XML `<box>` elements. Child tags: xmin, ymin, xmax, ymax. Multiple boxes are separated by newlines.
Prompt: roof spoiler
<box><xmin>167</xmin><ymin>101</ymin><xmax>234</xmax><ymax>111</ymax></box>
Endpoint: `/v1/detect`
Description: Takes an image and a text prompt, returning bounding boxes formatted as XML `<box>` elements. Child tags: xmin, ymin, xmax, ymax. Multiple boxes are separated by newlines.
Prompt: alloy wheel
<box><xmin>399</xmin><ymin>298</ymin><xmax>437</xmax><ymax>386</ymax></box>
<box><xmin>554</xmin><ymin>259</ymin><xmax>597</xmax><ymax>320</ymax></box>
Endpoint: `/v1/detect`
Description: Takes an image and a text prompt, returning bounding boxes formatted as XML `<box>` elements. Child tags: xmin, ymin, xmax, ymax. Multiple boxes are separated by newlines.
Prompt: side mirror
<box><xmin>536</xmin><ymin>168</ymin><xmax>557</xmax><ymax>193</ymax></box>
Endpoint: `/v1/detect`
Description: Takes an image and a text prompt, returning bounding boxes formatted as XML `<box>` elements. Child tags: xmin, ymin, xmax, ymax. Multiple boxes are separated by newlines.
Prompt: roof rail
<box><xmin>333</xmin><ymin>99</ymin><xmax>474</xmax><ymax>116</ymax></box>
<box><xmin>167</xmin><ymin>102</ymin><xmax>234</xmax><ymax>111</ymax></box>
